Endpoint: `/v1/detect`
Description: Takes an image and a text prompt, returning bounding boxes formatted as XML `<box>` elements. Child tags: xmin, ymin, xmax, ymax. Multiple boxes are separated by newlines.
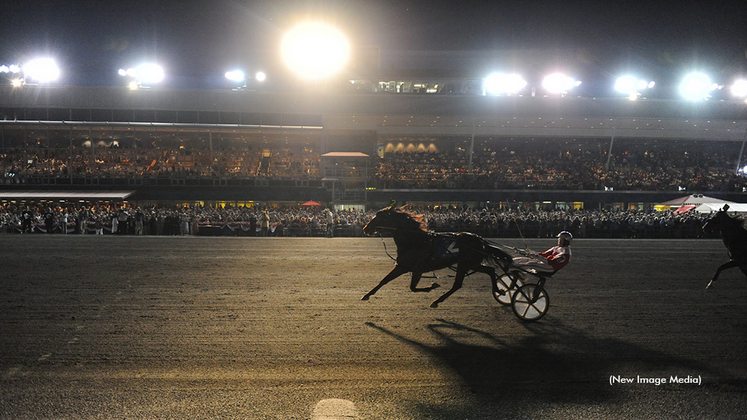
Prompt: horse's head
<box><xmin>702</xmin><ymin>204</ymin><xmax>737</xmax><ymax>234</ymax></box>
<box><xmin>363</xmin><ymin>206</ymin><xmax>426</xmax><ymax>236</ymax></box>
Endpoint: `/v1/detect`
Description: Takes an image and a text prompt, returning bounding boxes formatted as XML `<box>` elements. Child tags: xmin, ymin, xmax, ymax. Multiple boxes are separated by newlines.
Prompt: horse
<box><xmin>702</xmin><ymin>204</ymin><xmax>747</xmax><ymax>289</ymax></box>
<box><xmin>361</xmin><ymin>206</ymin><xmax>512</xmax><ymax>307</ymax></box>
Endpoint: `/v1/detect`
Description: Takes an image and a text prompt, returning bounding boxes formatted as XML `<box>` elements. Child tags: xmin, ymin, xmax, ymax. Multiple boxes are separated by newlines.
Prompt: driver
<box><xmin>511</xmin><ymin>231</ymin><xmax>572</xmax><ymax>273</ymax></box>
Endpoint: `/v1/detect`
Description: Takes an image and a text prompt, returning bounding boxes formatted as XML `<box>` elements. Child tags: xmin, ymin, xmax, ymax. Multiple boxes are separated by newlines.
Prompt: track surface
<box><xmin>1</xmin><ymin>236</ymin><xmax>746</xmax><ymax>419</ymax></box>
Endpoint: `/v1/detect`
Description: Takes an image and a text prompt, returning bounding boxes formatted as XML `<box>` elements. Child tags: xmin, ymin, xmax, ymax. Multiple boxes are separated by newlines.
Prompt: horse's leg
<box><xmin>362</xmin><ymin>265</ymin><xmax>409</xmax><ymax>300</ymax></box>
<box><xmin>409</xmin><ymin>272</ymin><xmax>441</xmax><ymax>293</ymax></box>
<box><xmin>430</xmin><ymin>265</ymin><xmax>470</xmax><ymax>308</ymax></box>
<box><xmin>471</xmin><ymin>264</ymin><xmax>497</xmax><ymax>284</ymax></box>
<box><xmin>707</xmin><ymin>260</ymin><xmax>741</xmax><ymax>289</ymax></box>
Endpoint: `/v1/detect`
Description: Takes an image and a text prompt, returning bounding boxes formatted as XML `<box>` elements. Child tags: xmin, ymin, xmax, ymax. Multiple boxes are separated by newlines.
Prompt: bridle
<box><xmin>365</xmin><ymin>225</ymin><xmax>400</xmax><ymax>262</ymax></box>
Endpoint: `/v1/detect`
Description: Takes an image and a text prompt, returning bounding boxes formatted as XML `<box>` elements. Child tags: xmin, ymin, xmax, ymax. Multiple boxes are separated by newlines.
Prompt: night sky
<box><xmin>0</xmin><ymin>0</ymin><xmax>745</xmax><ymax>93</ymax></box>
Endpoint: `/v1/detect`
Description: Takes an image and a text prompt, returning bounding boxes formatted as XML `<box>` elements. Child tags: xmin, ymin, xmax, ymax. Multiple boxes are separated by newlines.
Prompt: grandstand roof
<box><xmin>0</xmin><ymin>191</ymin><xmax>136</xmax><ymax>200</ymax></box>
<box><xmin>1</xmin><ymin>86</ymin><xmax>746</xmax><ymax>141</ymax></box>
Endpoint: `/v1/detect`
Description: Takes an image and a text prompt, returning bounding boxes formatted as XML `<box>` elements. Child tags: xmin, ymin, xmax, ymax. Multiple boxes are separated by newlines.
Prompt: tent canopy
<box><xmin>301</xmin><ymin>200</ymin><xmax>322</xmax><ymax>207</ymax></box>
<box><xmin>673</xmin><ymin>205</ymin><xmax>697</xmax><ymax>215</ymax></box>
<box><xmin>658</xmin><ymin>194</ymin><xmax>732</xmax><ymax>207</ymax></box>
<box><xmin>694</xmin><ymin>203</ymin><xmax>747</xmax><ymax>214</ymax></box>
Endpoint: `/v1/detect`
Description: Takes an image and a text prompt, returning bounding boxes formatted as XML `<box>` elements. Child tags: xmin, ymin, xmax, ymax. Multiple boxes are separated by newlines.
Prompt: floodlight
<box><xmin>281</xmin><ymin>21</ymin><xmax>350</xmax><ymax>81</ymax></box>
<box><xmin>542</xmin><ymin>73</ymin><xmax>580</xmax><ymax>94</ymax></box>
<box><xmin>614</xmin><ymin>75</ymin><xmax>655</xmax><ymax>99</ymax></box>
<box><xmin>119</xmin><ymin>63</ymin><xmax>164</xmax><ymax>85</ymax></box>
<box><xmin>731</xmin><ymin>79</ymin><xmax>747</xmax><ymax>97</ymax></box>
<box><xmin>134</xmin><ymin>63</ymin><xmax>164</xmax><ymax>84</ymax></box>
<box><xmin>11</xmin><ymin>78</ymin><xmax>23</xmax><ymax>87</ymax></box>
<box><xmin>22</xmin><ymin>58</ymin><xmax>60</xmax><ymax>83</ymax></box>
<box><xmin>484</xmin><ymin>73</ymin><xmax>527</xmax><ymax>95</ymax></box>
<box><xmin>679</xmin><ymin>72</ymin><xmax>714</xmax><ymax>100</ymax></box>
<box><xmin>255</xmin><ymin>71</ymin><xmax>266</xmax><ymax>82</ymax></box>
<box><xmin>225</xmin><ymin>70</ymin><xmax>245</xmax><ymax>83</ymax></box>
<box><xmin>614</xmin><ymin>75</ymin><xmax>638</xmax><ymax>94</ymax></box>
<box><xmin>1</xmin><ymin>64</ymin><xmax>21</xmax><ymax>74</ymax></box>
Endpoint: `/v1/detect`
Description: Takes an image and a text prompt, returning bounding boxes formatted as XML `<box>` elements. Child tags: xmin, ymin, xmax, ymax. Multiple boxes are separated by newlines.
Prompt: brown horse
<box><xmin>702</xmin><ymin>204</ymin><xmax>747</xmax><ymax>289</ymax></box>
<box><xmin>361</xmin><ymin>206</ymin><xmax>512</xmax><ymax>307</ymax></box>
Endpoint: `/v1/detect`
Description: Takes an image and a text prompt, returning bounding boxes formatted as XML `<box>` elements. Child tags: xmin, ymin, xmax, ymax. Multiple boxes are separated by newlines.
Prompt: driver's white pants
<box><xmin>510</xmin><ymin>255</ymin><xmax>554</xmax><ymax>272</ymax></box>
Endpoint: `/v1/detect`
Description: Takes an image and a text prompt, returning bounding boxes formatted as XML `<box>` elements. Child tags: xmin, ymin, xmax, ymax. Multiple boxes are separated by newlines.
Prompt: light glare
<box><xmin>119</xmin><ymin>63</ymin><xmax>164</xmax><ymax>85</ymax></box>
<box><xmin>542</xmin><ymin>73</ymin><xmax>579</xmax><ymax>94</ymax></box>
<box><xmin>484</xmin><ymin>73</ymin><xmax>527</xmax><ymax>95</ymax></box>
<box><xmin>615</xmin><ymin>75</ymin><xmax>655</xmax><ymax>98</ymax></box>
<box><xmin>731</xmin><ymin>79</ymin><xmax>747</xmax><ymax>97</ymax></box>
<box><xmin>281</xmin><ymin>21</ymin><xmax>350</xmax><ymax>81</ymax></box>
<box><xmin>135</xmin><ymin>63</ymin><xmax>164</xmax><ymax>84</ymax></box>
<box><xmin>23</xmin><ymin>58</ymin><xmax>60</xmax><ymax>83</ymax></box>
<box><xmin>614</xmin><ymin>75</ymin><xmax>638</xmax><ymax>94</ymax></box>
<box><xmin>680</xmin><ymin>72</ymin><xmax>713</xmax><ymax>100</ymax></box>
<box><xmin>225</xmin><ymin>70</ymin><xmax>245</xmax><ymax>82</ymax></box>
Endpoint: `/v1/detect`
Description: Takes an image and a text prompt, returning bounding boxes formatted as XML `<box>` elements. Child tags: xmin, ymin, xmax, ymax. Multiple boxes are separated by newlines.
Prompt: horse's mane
<box><xmin>389</xmin><ymin>207</ymin><xmax>428</xmax><ymax>233</ymax></box>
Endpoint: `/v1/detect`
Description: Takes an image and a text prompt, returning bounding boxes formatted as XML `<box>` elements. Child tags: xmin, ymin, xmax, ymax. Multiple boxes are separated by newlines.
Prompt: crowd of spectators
<box><xmin>374</xmin><ymin>138</ymin><xmax>746</xmax><ymax>192</ymax></box>
<box><xmin>0</xmin><ymin>140</ymin><xmax>320</xmax><ymax>180</ymax></box>
<box><xmin>3</xmin><ymin>137</ymin><xmax>745</xmax><ymax>192</ymax></box>
<box><xmin>0</xmin><ymin>202</ymin><xmax>715</xmax><ymax>239</ymax></box>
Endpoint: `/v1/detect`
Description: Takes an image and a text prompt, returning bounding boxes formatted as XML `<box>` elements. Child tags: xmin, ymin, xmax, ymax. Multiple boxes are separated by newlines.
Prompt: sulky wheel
<box><xmin>511</xmin><ymin>283</ymin><xmax>549</xmax><ymax>322</ymax></box>
<box><xmin>493</xmin><ymin>271</ymin><xmax>524</xmax><ymax>306</ymax></box>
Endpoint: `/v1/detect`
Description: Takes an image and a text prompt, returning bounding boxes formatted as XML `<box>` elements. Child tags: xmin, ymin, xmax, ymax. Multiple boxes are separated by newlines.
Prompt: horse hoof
<box><xmin>430</xmin><ymin>302</ymin><xmax>439</xmax><ymax>308</ymax></box>
<box><xmin>361</xmin><ymin>295</ymin><xmax>370</xmax><ymax>301</ymax></box>
<box><xmin>431</xmin><ymin>282</ymin><xmax>441</xmax><ymax>290</ymax></box>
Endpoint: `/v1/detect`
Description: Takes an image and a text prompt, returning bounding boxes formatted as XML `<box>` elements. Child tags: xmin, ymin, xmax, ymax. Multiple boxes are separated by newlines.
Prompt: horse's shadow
<box><xmin>365</xmin><ymin>316</ymin><xmax>729</xmax><ymax>418</ymax></box>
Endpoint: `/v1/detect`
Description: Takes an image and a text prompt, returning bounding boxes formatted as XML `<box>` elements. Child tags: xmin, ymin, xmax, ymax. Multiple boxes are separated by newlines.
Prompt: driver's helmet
<box><xmin>557</xmin><ymin>231</ymin><xmax>573</xmax><ymax>244</ymax></box>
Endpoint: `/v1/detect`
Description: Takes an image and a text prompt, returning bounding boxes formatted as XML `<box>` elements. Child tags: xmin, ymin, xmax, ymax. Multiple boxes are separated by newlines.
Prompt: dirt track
<box><xmin>1</xmin><ymin>236</ymin><xmax>746</xmax><ymax>419</ymax></box>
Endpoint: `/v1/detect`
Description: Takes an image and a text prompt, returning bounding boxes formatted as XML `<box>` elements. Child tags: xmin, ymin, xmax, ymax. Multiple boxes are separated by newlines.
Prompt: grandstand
<box><xmin>1</xmin><ymin>84</ymin><xmax>747</xmax><ymax>211</ymax></box>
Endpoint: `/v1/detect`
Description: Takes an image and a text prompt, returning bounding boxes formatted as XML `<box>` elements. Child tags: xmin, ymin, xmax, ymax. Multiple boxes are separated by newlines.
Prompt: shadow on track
<box><xmin>365</xmin><ymin>317</ymin><xmax>731</xmax><ymax>419</ymax></box>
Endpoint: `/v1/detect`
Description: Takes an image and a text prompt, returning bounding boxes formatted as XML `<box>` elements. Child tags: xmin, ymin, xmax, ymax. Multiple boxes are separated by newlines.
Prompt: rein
<box><xmin>378</xmin><ymin>233</ymin><xmax>397</xmax><ymax>262</ymax></box>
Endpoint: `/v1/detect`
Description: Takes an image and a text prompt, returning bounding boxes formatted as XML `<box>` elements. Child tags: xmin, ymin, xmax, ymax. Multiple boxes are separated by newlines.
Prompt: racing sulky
<box><xmin>702</xmin><ymin>204</ymin><xmax>747</xmax><ymax>289</ymax></box>
<box><xmin>361</xmin><ymin>205</ymin><xmax>512</xmax><ymax>307</ymax></box>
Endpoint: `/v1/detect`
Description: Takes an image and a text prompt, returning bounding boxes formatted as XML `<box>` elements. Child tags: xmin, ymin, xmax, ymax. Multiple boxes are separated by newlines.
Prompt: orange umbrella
<box><xmin>301</xmin><ymin>201</ymin><xmax>322</xmax><ymax>207</ymax></box>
